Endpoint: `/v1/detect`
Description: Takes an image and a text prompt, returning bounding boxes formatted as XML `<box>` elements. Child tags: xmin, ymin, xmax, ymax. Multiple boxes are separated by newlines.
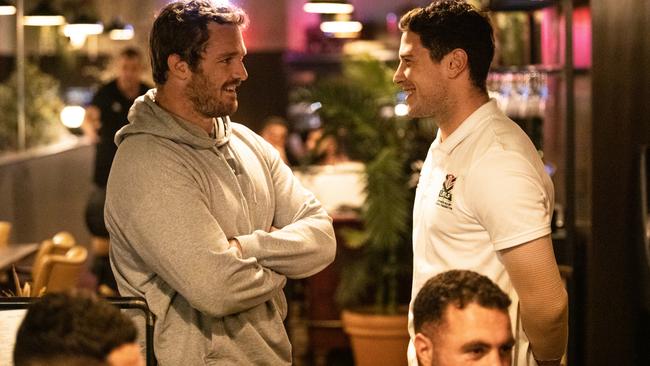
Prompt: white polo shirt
<box><xmin>408</xmin><ymin>99</ymin><xmax>554</xmax><ymax>366</ymax></box>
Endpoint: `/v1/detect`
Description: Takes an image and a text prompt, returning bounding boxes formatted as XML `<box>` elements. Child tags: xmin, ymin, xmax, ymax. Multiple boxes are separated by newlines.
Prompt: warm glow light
<box><xmin>304</xmin><ymin>2</ymin><xmax>353</xmax><ymax>14</ymax></box>
<box><xmin>109</xmin><ymin>26</ymin><xmax>134</xmax><ymax>40</ymax></box>
<box><xmin>23</xmin><ymin>15</ymin><xmax>66</xmax><ymax>26</ymax></box>
<box><xmin>64</xmin><ymin>23</ymin><xmax>104</xmax><ymax>36</ymax></box>
<box><xmin>0</xmin><ymin>5</ymin><xmax>16</xmax><ymax>15</ymax></box>
<box><xmin>320</xmin><ymin>20</ymin><xmax>362</xmax><ymax>35</ymax></box>
<box><xmin>394</xmin><ymin>103</ymin><xmax>409</xmax><ymax>117</ymax></box>
<box><xmin>309</xmin><ymin>102</ymin><xmax>322</xmax><ymax>112</ymax></box>
<box><xmin>68</xmin><ymin>33</ymin><xmax>87</xmax><ymax>48</ymax></box>
<box><xmin>60</xmin><ymin>106</ymin><xmax>85</xmax><ymax>128</ymax></box>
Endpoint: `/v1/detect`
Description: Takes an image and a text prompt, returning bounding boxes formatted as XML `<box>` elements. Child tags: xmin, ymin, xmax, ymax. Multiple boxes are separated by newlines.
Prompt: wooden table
<box><xmin>0</xmin><ymin>243</ymin><xmax>39</xmax><ymax>272</ymax></box>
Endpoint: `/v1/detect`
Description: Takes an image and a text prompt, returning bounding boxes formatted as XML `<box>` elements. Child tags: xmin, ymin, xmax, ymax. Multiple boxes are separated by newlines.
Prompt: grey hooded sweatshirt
<box><xmin>105</xmin><ymin>89</ymin><xmax>336</xmax><ymax>365</ymax></box>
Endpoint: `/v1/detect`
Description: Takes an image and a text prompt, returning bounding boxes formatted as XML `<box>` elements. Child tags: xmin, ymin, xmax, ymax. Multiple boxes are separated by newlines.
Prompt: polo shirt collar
<box><xmin>433</xmin><ymin>99</ymin><xmax>499</xmax><ymax>155</ymax></box>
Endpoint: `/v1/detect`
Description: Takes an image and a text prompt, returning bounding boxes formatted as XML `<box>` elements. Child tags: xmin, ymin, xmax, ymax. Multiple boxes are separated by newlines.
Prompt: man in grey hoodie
<box><xmin>104</xmin><ymin>1</ymin><xmax>336</xmax><ymax>365</ymax></box>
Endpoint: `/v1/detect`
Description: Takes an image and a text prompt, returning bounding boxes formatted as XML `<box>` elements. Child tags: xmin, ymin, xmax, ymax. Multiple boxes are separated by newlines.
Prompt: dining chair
<box><xmin>30</xmin><ymin>231</ymin><xmax>77</xmax><ymax>282</ymax></box>
<box><xmin>0</xmin><ymin>221</ymin><xmax>11</xmax><ymax>247</ymax></box>
<box><xmin>31</xmin><ymin>245</ymin><xmax>88</xmax><ymax>295</ymax></box>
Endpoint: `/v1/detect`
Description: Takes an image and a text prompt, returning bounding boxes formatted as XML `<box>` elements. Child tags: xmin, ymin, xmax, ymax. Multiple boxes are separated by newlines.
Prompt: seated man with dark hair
<box><xmin>412</xmin><ymin>270</ymin><xmax>515</xmax><ymax>366</ymax></box>
<box><xmin>13</xmin><ymin>291</ymin><xmax>143</xmax><ymax>366</ymax></box>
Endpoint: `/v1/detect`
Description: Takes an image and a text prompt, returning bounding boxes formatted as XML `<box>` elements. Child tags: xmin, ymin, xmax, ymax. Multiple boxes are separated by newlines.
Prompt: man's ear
<box><xmin>106</xmin><ymin>343</ymin><xmax>145</xmax><ymax>366</ymax></box>
<box><xmin>444</xmin><ymin>48</ymin><xmax>468</xmax><ymax>79</ymax></box>
<box><xmin>414</xmin><ymin>332</ymin><xmax>434</xmax><ymax>366</ymax></box>
<box><xmin>166</xmin><ymin>54</ymin><xmax>190</xmax><ymax>81</ymax></box>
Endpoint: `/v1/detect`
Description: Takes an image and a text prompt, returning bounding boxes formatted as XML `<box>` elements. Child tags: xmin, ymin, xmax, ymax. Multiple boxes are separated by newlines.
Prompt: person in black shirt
<box><xmin>82</xmin><ymin>47</ymin><xmax>149</xmax><ymax>292</ymax></box>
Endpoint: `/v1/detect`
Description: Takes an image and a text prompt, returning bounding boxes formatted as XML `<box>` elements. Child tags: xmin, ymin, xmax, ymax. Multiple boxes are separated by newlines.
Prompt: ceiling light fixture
<box><xmin>63</xmin><ymin>14</ymin><xmax>103</xmax><ymax>48</ymax></box>
<box><xmin>320</xmin><ymin>20</ymin><xmax>362</xmax><ymax>35</ymax></box>
<box><xmin>105</xmin><ymin>17</ymin><xmax>134</xmax><ymax>40</ymax></box>
<box><xmin>0</xmin><ymin>0</ymin><xmax>16</xmax><ymax>16</ymax></box>
<box><xmin>23</xmin><ymin>0</ymin><xmax>65</xmax><ymax>26</ymax></box>
<box><xmin>304</xmin><ymin>0</ymin><xmax>354</xmax><ymax>15</ymax></box>
<box><xmin>63</xmin><ymin>14</ymin><xmax>103</xmax><ymax>36</ymax></box>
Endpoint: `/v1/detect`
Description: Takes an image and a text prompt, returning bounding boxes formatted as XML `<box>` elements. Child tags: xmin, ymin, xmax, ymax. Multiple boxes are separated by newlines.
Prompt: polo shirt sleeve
<box><xmin>464</xmin><ymin>149</ymin><xmax>553</xmax><ymax>251</ymax></box>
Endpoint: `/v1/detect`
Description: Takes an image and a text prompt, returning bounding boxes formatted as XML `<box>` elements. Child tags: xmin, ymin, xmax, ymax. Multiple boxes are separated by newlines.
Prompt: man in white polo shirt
<box><xmin>393</xmin><ymin>1</ymin><xmax>568</xmax><ymax>365</ymax></box>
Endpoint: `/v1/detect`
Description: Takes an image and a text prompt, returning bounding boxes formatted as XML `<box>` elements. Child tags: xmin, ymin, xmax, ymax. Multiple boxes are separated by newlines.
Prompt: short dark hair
<box><xmin>13</xmin><ymin>291</ymin><xmax>137</xmax><ymax>366</ymax></box>
<box><xmin>412</xmin><ymin>270</ymin><xmax>511</xmax><ymax>334</ymax></box>
<box><xmin>399</xmin><ymin>0</ymin><xmax>494</xmax><ymax>91</ymax></box>
<box><xmin>149</xmin><ymin>0</ymin><xmax>249</xmax><ymax>85</ymax></box>
<box><xmin>119</xmin><ymin>47</ymin><xmax>142</xmax><ymax>60</ymax></box>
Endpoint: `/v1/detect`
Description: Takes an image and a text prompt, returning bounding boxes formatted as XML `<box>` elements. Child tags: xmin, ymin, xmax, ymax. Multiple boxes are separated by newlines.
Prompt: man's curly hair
<box><xmin>13</xmin><ymin>291</ymin><xmax>137</xmax><ymax>366</ymax></box>
<box><xmin>413</xmin><ymin>270</ymin><xmax>511</xmax><ymax>334</ymax></box>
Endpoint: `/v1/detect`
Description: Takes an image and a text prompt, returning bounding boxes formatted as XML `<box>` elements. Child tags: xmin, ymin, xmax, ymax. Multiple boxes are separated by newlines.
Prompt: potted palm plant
<box><xmin>299</xmin><ymin>55</ymin><xmax>433</xmax><ymax>366</ymax></box>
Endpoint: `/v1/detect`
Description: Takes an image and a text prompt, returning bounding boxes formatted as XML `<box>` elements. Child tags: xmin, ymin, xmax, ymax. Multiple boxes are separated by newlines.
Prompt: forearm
<box><xmin>519</xmin><ymin>278</ymin><xmax>568</xmax><ymax>361</ymax></box>
<box><xmin>236</xmin><ymin>207</ymin><xmax>336</xmax><ymax>278</ymax></box>
<box><xmin>499</xmin><ymin>236</ymin><xmax>569</xmax><ymax>361</ymax></box>
<box><xmin>242</xmin><ymin>147</ymin><xmax>336</xmax><ymax>278</ymax></box>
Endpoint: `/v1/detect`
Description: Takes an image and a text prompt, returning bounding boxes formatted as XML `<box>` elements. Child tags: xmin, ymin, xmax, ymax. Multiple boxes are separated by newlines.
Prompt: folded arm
<box><xmin>106</xmin><ymin>140</ymin><xmax>286</xmax><ymax>318</ymax></box>
<box><xmin>235</xmin><ymin>139</ymin><xmax>336</xmax><ymax>279</ymax></box>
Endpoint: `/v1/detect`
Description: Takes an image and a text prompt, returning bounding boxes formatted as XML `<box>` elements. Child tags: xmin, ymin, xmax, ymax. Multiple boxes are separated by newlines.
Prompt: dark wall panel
<box><xmin>231</xmin><ymin>51</ymin><xmax>288</xmax><ymax>133</ymax></box>
<box><xmin>589</xmin><ymin>0</ymin><xmax>650</xmax><ymax>365</ymax></box>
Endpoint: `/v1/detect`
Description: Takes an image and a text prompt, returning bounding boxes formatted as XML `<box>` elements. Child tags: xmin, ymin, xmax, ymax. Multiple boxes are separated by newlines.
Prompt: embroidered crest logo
<box><xmin>436</xmin><ymin>174</ymin><xmax>456</xmax><ymax>210</ymax></box>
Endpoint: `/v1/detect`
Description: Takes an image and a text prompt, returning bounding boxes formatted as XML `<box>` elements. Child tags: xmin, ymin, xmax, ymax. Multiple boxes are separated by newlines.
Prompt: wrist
<box><xmin>228</xmin><ymin>238</ymin><xmax>242</xmax><ymax>257</ymax></box>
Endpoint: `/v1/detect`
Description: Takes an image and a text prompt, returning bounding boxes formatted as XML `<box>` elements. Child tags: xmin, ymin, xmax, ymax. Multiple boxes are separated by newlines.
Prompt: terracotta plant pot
<box><xmin>341</xmin><ymin>309</ymin><xmax>409</xmax><ymax>366</ymax></box>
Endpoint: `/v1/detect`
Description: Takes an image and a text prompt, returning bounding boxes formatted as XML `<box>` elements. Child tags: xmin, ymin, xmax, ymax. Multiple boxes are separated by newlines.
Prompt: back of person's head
<box><xmin>399</xmin><ymin>0</ymin><xmax>494</xmax><ymax>91</ymax></box>
<box><xmin>412</xmin><ymin>269</ymin><xmax>511</xmax><ymax>334</ymax></box>
<box><xmin>13</xmin><ymin>291</ymin><xmax>138</xmax><ymax>366</ymax></box>
<box><xmin>260</xmin><ymin>116</ymin><xmax>288</xmax><ymax>140</ymax></box>
<box><xmin>119</xmin><ymin>47</ymin><xmax>142</xmax><ymax>60</ymax></box>
<box><xmin>261</xmin><ymin>116</ymin><xmax>288</xmax><ymax>131</ymax></box>
<box><xmin>149</xmin><ymin>0</ymin><xmax>249</xmax><ymax>85</ymax></box>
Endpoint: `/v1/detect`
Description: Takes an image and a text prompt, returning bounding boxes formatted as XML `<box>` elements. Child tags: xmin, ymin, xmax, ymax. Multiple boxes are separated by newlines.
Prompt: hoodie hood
<box><xmin>115</xmin><ymin>89</ymin><xmax>231</xmax><ymax>149</ymax></box>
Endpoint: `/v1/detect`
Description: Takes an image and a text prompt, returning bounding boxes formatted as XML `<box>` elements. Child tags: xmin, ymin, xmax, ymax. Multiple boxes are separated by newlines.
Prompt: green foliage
<box><xmin>301</xmin><ymin>56</ymin><xmax>432</xmax><ymax>314</ymax></box>
<box><xmin>0</xmin><ymin>63</ymin><xmax>67</xmax><ymax>151</ymax></box>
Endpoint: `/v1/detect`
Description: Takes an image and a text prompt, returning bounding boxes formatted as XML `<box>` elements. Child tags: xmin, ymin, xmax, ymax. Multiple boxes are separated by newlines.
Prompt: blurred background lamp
<box><xmin>23</xmin><ymin>0</ymin><xmax>65</xmax><ymax>26</ymax></box>
<box><xmin>63</xmin><ymin>14</ymin><xmax>103</xmax><ymax>48</ymax></box>
<box><xmin>66</xmin><ymin>32</ymin><xmax>88</xmax><ymax>48</ymax></box>
<box><xmin>0</xmin><ymin>0</ymin><xmax>16</xmax><ymax>16</ymax></box>
<box><xmin>60</xmin><ymin>106</ymin><xmax>85</xmax><ymax>129</ymax></box>
<box><xmin>394</xmin><ymin>103</ymin><xmax>409</xmax><ymax>117</ymax></box>
<box><xmin>320</xmin><ymin>20</ymin><xmax>362</xmax><ymax>38</ymax></box>
<box><xmin>304</xmin><ymin>0</ymin><xmax>354</xmax><ymax>14</ymax></box>
<box><xmin>106</xmin><ymin>17</ymin><xmax>134</xmax><ymax>40</ymax></box>
<box><xmin>64</xmin><ymin>14</ymin><xmax>104</xmax><ymax>35</ymax></box>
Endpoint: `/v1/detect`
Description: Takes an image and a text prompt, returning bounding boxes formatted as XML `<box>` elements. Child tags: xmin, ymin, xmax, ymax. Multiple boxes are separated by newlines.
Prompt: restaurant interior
<box><xmin>0</xmin><ymin>0</ymin><xmax>649</xmax><ymax>365</ymax></box>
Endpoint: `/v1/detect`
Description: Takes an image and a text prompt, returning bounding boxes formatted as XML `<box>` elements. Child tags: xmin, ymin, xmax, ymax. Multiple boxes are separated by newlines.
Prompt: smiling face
<box><xmin>415</xmin><ymin>303</ymin><xmax>514</xmax><ymax>366</ymax></box>
<box><xmin>393</xmin><ymin>31</ymin><xmax>450</xmax><ymax>120</ymax></box>
<box><xmin>184</xmin><ymin>23</ymin><xmax>248</xmax><ymax>119</ymax></box>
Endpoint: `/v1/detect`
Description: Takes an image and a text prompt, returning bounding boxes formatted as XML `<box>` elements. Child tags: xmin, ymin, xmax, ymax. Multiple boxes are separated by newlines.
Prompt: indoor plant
<box><xmin>0</xmin><ymin>62</ymin><xmax>67</xmax><ymax>152</ymax></box>
<box><xmin>300</xmin><ymin>55</ymin><xmax>433</xmax><ymax>365</ymax></box>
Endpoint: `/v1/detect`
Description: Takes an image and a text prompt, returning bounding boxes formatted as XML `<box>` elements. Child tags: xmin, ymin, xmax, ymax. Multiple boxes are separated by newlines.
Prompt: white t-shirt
<box><xmin>408</xmin><ymin>100</ymin><xmax>554</xmax><ymax>366</ymax></box>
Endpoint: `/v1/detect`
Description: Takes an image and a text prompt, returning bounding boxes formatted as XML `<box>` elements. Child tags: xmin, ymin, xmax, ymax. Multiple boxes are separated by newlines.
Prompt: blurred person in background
<box><xmin>260</xmin><ymin>115</ymin><xmax>292</xmax><ymax>165</ymax></box>
<box><xmin>82</xmin><ymin>47</ymin><xmax>149</xmax><ymax>293</ymax></box>
<box><xmin>394</xmin><ymin>1</ymin><xmax>568</xmax><ymax>365</ymax></box>
<box><xmin>304</xmin><ymin>128</ymin><xmax>349</xmax><ymax>165</ymax></box>
<box><xmin>13</xmin><ymin>291</ymin><xmax>144</xmax><ymax>366</ymax></box>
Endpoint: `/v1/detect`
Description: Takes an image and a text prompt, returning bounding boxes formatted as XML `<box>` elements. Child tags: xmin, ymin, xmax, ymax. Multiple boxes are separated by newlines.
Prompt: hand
<box><xmin>228</xmin><ymin>238</ymin><xmax>242</xmax><ymax>258</ymax></box>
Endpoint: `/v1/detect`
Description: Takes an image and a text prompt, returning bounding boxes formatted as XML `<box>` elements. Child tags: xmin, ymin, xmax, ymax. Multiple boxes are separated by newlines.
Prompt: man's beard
<box><xmin>185</xmin><ymin>70</ymin><xmax>238</xmax><ymax>118</ymax></box>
